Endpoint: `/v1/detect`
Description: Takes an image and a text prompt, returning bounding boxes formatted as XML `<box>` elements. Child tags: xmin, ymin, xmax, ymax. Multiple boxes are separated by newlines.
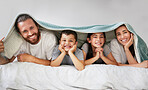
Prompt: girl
<box><xmin>110</xmin><ymin>24</ymin><xmax>148</xmax><ymax>68</ymax></box>
<box><xmin>81</xmin><ymin>32</ymin><xmax>118</xmax><ymax>65</ymax></box>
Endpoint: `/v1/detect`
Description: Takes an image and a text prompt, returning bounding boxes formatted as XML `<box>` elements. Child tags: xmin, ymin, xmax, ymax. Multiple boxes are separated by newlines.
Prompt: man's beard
<box><xmin>24</xmin><ymin>32</ymin><xmax>40</xmax><ymax>44</ymax></box>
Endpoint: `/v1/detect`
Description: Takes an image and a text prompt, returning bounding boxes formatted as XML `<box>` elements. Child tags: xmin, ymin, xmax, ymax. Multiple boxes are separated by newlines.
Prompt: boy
<box><xmin>51</xmin><ymin>30</ymin><xmax>85</xmax><ymax>71</ymax></box>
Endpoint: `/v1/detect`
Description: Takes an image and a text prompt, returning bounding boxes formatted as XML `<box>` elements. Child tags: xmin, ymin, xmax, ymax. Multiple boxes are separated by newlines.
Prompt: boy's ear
<box><xmin>87</xmin><ymin>38</ymin><xmax>91</xmax><ymax>43</ymax></box>
<box><xmin>59</xmin><ymin>40</ymin><xmax>61</xmax><ymax>44</ymax></box>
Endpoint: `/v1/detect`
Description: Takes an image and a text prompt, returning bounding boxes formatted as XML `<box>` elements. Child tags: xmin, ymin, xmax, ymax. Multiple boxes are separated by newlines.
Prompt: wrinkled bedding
<box><xmin>0</xmin><ymin>62</ymin><xmax>147</xmax><ymax>90</ymax></box>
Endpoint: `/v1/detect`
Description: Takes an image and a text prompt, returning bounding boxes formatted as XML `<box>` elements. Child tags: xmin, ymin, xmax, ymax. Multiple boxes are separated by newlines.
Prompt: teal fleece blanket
<box><xmin>2</xmin><ymin>14</ymin><xmax>148</xmax><ymax>63</ymax></box>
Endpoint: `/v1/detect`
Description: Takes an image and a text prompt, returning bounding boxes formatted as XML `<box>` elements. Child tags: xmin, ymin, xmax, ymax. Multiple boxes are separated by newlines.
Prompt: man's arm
<box><xmin>0</xmin><ymin>37</ymin><xmax>16</xmax><ymax>64</ymax></box>
<box><xmin>17</xmin><ymin>53</ymin><xmax>51</xmax><ymax>66</ymax></box>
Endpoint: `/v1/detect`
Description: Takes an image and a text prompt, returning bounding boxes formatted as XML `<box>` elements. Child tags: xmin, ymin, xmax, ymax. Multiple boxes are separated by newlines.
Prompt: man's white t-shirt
<box><xmin>14</xmin><ymin>30</ymin><xmax>57</xmax><ymax>61</ymax></box>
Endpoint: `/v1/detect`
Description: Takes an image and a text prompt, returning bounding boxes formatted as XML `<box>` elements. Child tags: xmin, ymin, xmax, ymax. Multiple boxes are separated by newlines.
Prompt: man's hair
<box><xmin>60</xmin><ymin>30</ymin><xmax>77</xmax><ymax>41</ymax></box>
<box><xmin>15</xmin><ymin>14</ymin><xmax>38</xmax><ymax>33</ymax></box>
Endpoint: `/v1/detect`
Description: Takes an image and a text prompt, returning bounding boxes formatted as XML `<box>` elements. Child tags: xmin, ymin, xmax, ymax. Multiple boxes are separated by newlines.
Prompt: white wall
<box><xmin>0</xmin><ymin>0</ymin><xmax>148</xmax><ymax>45</ymax></box>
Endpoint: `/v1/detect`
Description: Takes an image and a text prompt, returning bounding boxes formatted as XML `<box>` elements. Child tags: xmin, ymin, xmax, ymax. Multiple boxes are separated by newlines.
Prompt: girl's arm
<box><xmin>100</xmin><ymin>51</ymin><xmax>118</xmax><ymax>65</ymax></box>
<box><xmin>84</xmin><ymin>52</ymin><xmax>99</xmax><ymax>65</ymax></box>
<box><xmin>50</xmin><ymin>45</ymin><xmax>66</xmax><ymax>67</ymax></box>
<box><xmin>68</xmin><ymin>44</ymin><xmax>85</xmax><ymax>71</ymax></box>
<box><xmin>124</xmin><ymin>34</ymin><xmax>137</xmax><ymax>64</ymax></box>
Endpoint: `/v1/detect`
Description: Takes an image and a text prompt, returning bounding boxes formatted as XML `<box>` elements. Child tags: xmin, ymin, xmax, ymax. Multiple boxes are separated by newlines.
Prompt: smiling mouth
<box><xmin>121</xmin><ymin>39</ymin><xmax>127</xmax><ymax>43</ymax></box>
<box><xmin>29</xmin><ymin>35</ymin><xmax>36</xmax><ymax>39</ymax></box>
<box><xmin>64</xmin><ymin>46</ymin><xmax>72</xmax><ymax>48</ymax></box>
<box><xmin>95</xmin><ymin>42</ymin><xmax>102</xmax><ymax>45</ymax></box>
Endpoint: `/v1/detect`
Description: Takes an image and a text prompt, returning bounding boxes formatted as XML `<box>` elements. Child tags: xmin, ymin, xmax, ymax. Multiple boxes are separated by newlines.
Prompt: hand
<box><xmin>95</xmin><ymin>51</ymin><xmax>100</xmax><ymax>59</ymax></box>
<box><xmin>17</xmin><ymin>53</ymin><xmax>34</xmax><ymax>62</ymax></box>
<box><xmin>124</xmin><ymin>34</ymin><xmax>134</xmax><ymax>49</ymax></box>
<box><xmin>58</xmin><ymin>44</ymin><xmax>65</xmax><ymax>53</ymax></box>
<box><xmin>95</xmin><ymin>47</ymin><xmax>103</xmax><ymax>52</ymax></box>
<box><xmin>99</xmin><ymin>49</ymin><xmax>104</xmax><ymax>58</ymax></box>
<box><xmin>69</xmin><ymin>42</ymin><xmax>78</xmax><ymax>53</ymax></box>
<box><xmin>96</xmin><ymin>47</ymin><xmax>104</xmax><ymax>58</ymax></box>
<box><xmin>139</xmin><ymin>60</ymin><xmax>148</xmax><ymax>68</ymax></box>
<box><xmin>0</xmin><ymin>37</ymin><xmax>5</xmax><ymax>53</ymax></box>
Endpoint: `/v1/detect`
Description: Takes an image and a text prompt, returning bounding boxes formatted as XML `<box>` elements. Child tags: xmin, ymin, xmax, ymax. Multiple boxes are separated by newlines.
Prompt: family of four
<box><xmin>0</xmin><ymin>14</ymin><xmax>148</xmax><ymax>71</ymax></box>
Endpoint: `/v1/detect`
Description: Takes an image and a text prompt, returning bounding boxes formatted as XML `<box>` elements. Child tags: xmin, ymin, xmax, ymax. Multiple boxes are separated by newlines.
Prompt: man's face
<box><xmin>17</xmin><ymin>19</ymin><xmax>40</xmax><ymax>44</ymax></box>
<box><xmin>60</xmin><ymin>34</ymin><xmax>76</xmax><ymax>51</ymax></box>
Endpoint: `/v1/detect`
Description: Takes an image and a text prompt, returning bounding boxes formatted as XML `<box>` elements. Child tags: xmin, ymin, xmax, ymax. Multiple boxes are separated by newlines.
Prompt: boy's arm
<box><xmin>68</xmin><ymin>44</ymin><xmax>85</xmax><ymax>71</ymax></box>
<box><xmin>50</xmin><ymin>51</ymin><xmax>66</xmax><ymax>67</ymax></box>
<box><xmin>50</xmin><ymin>45</ymin><xmax>66</xmax><ymax>67</ymax></box>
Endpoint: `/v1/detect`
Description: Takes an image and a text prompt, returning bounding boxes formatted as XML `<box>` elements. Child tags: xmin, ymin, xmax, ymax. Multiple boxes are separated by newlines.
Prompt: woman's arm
<box><xmin>124</xmin><ymin>34</ymin><xmax>138</xmax><ymax>64</ymax></box>
<box><xmin>118</xmin><ymin>60</ymin><xmax>148</xmax><ymax>68</ymax></box>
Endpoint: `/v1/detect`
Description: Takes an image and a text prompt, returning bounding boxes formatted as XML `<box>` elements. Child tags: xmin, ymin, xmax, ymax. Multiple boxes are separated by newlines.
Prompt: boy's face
<box><xmin>60</xmin><ymin>34</ymin><xmax>76</xmax><ymax>51</ymax></box>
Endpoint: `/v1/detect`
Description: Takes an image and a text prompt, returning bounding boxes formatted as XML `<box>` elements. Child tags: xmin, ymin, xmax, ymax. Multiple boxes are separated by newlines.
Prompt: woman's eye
<box><xmin>123</xmin><ymin>32</ymin><xmax>127</xmax><ymax>34</ymax></box>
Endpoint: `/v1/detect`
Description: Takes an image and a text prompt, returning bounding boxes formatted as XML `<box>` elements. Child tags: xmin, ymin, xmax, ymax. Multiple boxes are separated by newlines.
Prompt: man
<box><xmin>0</xmin><ymin>14</ymin><xmax>57</xmax><ymax>66</ymax></box>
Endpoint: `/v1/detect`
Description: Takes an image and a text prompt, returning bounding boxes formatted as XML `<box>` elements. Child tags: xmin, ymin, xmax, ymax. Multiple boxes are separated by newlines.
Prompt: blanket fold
<box><xmin>2</xmin><ymin>13</ymin><xmax>148</xmax><ymax>62</ymax></box>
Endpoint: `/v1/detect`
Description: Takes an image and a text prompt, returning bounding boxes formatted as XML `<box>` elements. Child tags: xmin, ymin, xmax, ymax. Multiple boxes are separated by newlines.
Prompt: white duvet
<box><xmin>0</xmin><ymin>62</ymin><xmax>148</xmax><ymax>90</ymax></box>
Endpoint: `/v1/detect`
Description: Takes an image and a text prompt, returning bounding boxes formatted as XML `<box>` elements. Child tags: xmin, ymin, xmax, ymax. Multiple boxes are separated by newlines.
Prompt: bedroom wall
<box><xmin>0</xmin><ymin>0</ymin><xmax>148</xmax><ymax>45</ymax></box>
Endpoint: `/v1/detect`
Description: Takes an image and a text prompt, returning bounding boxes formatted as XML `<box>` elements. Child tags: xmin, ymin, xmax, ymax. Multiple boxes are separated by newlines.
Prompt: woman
<box><xmin>110</xmin><ymin>24</ymin><xmax>148</xmax><ymax>68</ymax></box>
<box><xmin>81</xmin><ymin>32</ymin><xmax>118</xmax><ymax>65</ymax></box>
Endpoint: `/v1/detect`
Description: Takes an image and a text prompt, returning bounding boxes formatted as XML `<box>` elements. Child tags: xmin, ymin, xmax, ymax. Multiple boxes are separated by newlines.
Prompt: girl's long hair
<box><xmin>86</xmin><ymin>33</ymin><xmax>106</xmax><ymax>59</ymax></box>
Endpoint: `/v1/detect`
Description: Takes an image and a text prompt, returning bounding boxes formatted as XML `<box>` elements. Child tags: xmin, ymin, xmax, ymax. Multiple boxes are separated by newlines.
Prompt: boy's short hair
<box><xmin>15</xmin><ymin>14</ymin><xmax>38</xmax><ymax>33</ymax></box>
<box><xmin>60</xmin><ymin>30</ymin><xmax>77</xmax><ymax>41</ymax></box>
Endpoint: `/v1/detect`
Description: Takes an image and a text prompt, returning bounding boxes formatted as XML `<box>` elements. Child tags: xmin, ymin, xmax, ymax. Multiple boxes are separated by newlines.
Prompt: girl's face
<box><xmin>87</xmin><ymin>32</ymin><xmax>105</xmax><ymax>48</ymax></box>
<box><xmin>116</xmin><ymin>26</ymin><xmax>131</xmax><ymax>46</ymax></box>
<box><xmin>60</xmin><ymin>34</ymin><xmax>76</xmax><ymax>51</ymax></box>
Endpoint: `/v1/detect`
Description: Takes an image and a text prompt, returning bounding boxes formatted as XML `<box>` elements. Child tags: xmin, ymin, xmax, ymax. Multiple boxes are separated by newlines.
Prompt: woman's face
<box><xmin>87</xmin><ymin>32</ymin><xmax>105</xmax><ymax>48</ymax></box>
<box><xmin>116</xmin><ymin>26</ymin><xmax>131</xmax><ymax>46</ymax></box>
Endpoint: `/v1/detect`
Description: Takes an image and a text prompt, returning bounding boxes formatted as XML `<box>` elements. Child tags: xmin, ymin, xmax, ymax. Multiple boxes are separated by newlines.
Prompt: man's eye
<box><xmin>30</xmin><ymin>26</ymin><xmax>34</xmax><ymax>30</ymax></box>
<box><xmin>23</xmin><ymin>30</ymin><xmax>28</xmax><ymax>33</ymax></box>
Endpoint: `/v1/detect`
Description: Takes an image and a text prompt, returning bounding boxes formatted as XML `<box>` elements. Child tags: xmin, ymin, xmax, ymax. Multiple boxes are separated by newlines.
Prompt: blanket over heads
<box><xmin>2</xmin><ymin>13</ymin><xmax>148</xmax><ymax>63</ymax></box>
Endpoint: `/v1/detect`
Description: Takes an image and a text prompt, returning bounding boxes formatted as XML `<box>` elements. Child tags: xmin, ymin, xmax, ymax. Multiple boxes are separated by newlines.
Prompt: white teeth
<box><xmin>29</xmin><ymin>35</ymin><xmax>35</xmax><ymax>39</ymax></box>
<box><xmin>121</xmin><ymin>39</ymin><xmax>127</xmax><ymax>42</ymax></box>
